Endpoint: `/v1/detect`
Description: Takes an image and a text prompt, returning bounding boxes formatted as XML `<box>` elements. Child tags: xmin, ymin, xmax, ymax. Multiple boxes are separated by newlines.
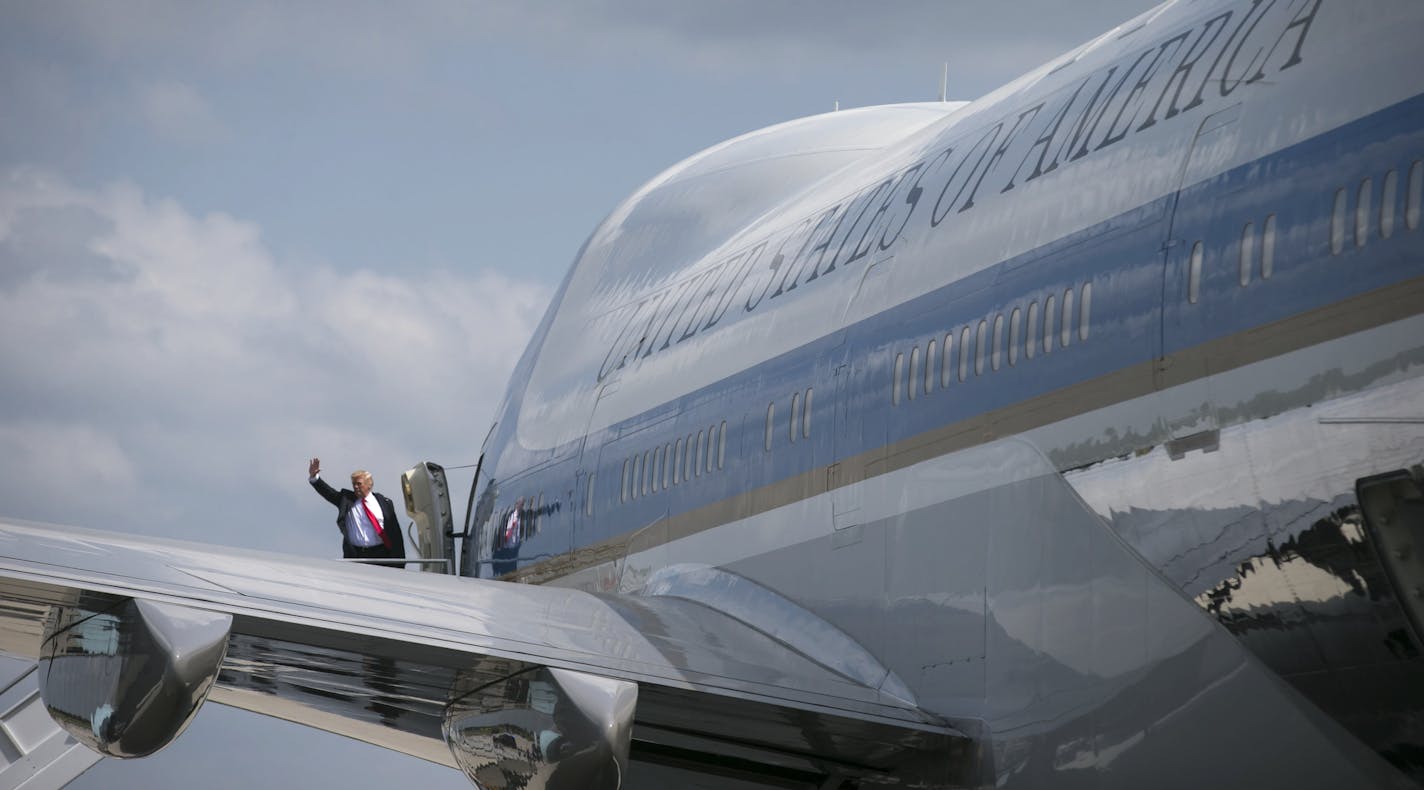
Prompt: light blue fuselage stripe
<box><xmin>490</xmin><ymin>90</ymin><xmax>1424</xmax><ymax>570</ymax></box>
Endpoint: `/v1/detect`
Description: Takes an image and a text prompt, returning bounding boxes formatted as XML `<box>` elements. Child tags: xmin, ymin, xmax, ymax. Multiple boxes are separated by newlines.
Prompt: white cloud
<box><xmin>0</xmin><ymin>170</ymin><xmax>549</xmax><ymax>551</ymax></box>
<box><xmin>0</xmin><ymin>421</ymin><xmax>140</xmax><ymax>521</ymax></box>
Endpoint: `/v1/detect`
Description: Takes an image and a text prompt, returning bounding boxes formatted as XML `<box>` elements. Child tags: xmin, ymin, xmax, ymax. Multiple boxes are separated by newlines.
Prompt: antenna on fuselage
<box><xmin>939</xmin><ymin>62</ymin><xmax>948</xmax><ymax>102</ymax></box>
<box><xmin>833</xmin><ymin>100</ymin><xmax>840</xmax><ymax>112</ymax></box>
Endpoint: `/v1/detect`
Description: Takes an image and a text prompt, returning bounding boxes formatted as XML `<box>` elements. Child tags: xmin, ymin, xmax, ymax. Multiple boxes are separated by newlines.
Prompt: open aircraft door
<box><xmin>401</xmin><ymin>462</ymin><xmax>457</xmax><ymax>574</ymax></box>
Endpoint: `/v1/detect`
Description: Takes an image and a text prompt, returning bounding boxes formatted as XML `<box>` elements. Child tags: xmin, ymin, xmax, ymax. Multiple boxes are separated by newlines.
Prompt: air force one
<box><xmin>2</xmin><ymin>0</ymin><xmax>1423</xmax><ymax>787</ymax></box>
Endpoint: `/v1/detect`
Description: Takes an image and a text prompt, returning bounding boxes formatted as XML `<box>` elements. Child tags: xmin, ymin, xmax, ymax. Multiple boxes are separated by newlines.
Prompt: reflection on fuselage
<box><xmin>466</xmin><ymin>0</ymin><xmax>1424</xmax><ymax>785</ymax></box>
<box><xmin>1069</xmin><ymin>364</ymin><xmax>1424</xmax><ymax>780</ymax></box>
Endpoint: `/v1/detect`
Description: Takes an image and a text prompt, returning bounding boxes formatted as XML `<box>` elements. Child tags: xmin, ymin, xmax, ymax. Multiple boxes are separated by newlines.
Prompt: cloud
<box><xmin>0</xmin><ymin>169</ymin><xmax>549</xmax><ymax>550</ymax></box>
<box><xmin>0</xmin><ymin>421</ymin><xmax>140</xmax><ymax>521</ymax></box>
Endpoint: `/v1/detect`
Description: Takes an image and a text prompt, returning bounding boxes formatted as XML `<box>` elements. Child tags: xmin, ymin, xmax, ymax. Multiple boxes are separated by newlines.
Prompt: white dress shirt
<box><xmin>346</xmin><ymin>491</ymin><xmax>386</xmax><ymax>547</ymax></box>
<box><xmin>312</xmin><ymin>474</ymin><xmax>385</xmax><ymax>547</ymax></box>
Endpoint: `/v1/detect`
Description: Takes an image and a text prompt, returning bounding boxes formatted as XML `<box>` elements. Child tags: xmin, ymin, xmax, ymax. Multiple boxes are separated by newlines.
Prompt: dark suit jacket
<box><xmin>310</xmin><ymin>476</ymin><xmax>407</xmax><ymax>564</ymax></box>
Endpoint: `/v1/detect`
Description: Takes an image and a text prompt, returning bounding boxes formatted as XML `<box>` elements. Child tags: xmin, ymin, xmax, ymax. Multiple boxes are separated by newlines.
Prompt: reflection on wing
<box><xmin>0</xmin><ymin>658</ymin><xmax>104</xmax><ymax>788</ymax></box>
<box><xmin>0</xmin><ymin>519</ymin><xmax>971</xmax><ymax>788</ymax></box>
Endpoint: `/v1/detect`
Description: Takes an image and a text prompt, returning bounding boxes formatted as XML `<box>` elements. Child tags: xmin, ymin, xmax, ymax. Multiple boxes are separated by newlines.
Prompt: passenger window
<box><xmin>1078</xmin><ymin>283</ymin><xmax>1092</xmax><ymax>341</ymax></box>
<box><xmin>718</xmin><ymin>420</ymin><xmax>727</xmax><ymax>468</ymax></box>
<box><xmin>621</xmin><ymin>458</ymin><xmax>630</xmax><ymax>503</ymax></box>
<box><xmin>1410</xmin><ymin>160</ymin><xmax>1423</xmax><ymax>230</ymax></box>
<box><xmin>941</xmin><ymin>332</ymin><xmax>954</xmax><ymax>388</ymax></box>
<box><xmin>1043</xmin><ymin>295</ymin><xmax>1056</xmax><ymax>353</ymax></box>
<box><xmin>1331</xmin><ymin>187</ymin><xmax>1347</xmax><ymax>254</ymax></box>
<box><xmin>991</xmin><ymin>314</ymin><xmax>1004</xmax><ymax>371</ymax></box>
<box><xmin>1008</xmin><ymin>308</ymin><xmax>1021</xmax><ymax>366</ymax></box>
<box><xmin>765</xmin><ymin>403</ymin><xmax>774</xmax><ymax>451</ymax></box>
<box><xmin>1239</xmin><ymin>222</ymin><xmax>1254</xmax><ymax>286</ymax></box>
<box><xmin>959</xmin><ymin>327</ymin><xmax>971</xmax><ymax>382</ymax></box>
<box><xmin>1356</xmin><ymin>177</ymin><xmax>1372</xmax><ymax>248</ymax></box>
<box><xmin>662</xmin><ymin>444</ymin><xmax>671</xmax><ymax>490</ymax></box>
<box><xmin>1061</xmin><ymin>288</ymin><xmax>1073</xmax><ymax>348</ymax></box>
<box><xmin>790</xmin><ymin>392</ymin><xmax>801</xmax><ymax>441</ymax></box>
<box><xmin>802</xmin><ymin>389</ymin><xmax>812</xmax><ymax>439</ymax></box>
<box><xmin>975</xmin><ymin>320</ymin><xmax>987</xmax><ymax>375</ymax></box>
<box><xmin>706</xmin><ymin>424</ymin><xmax>717</xmax><ymax>473</ymax></box>
<box><xmin>1188</xmin><ymin>242</ymin><xmax>1203</xmax><ymax>304</ymax></box>
<box><xmin>674</xmin><ymin>438</ymin><xmax>683</xmax><ymax>484</ymax></box>
<box><xmin>893</xmin><ymin>352</ymin><xmax>903</xmax><ymax>406</ymax></box>
<box><xmin>586</xmin><ymin>472</ymin><xmax>595</xmax><ymax>516</ymax></box>
<box><xmin>1261</xmin><ymin>214</ymin><xmax>1276</xmax><ymax>279</ymax></box>
<box><xmin>1382</xmin><ymin>169</ymin><xmax>1398</xmax><ymax>239</ymax></box>
<box><xmin>687</xmin><ymin>433</ymin><xmax>696</xmax><ymax>472</ymax></box>
<box><xmin>653</xmin><ymin>446</ymin><xmax>663</xmax><ymax>492</ymax></box>
<box><xmin>643</xmin><ymin>450</ymin><xmax>652</xmax><ymax>495</ymax></box>
<box><xmin>908</xmin><ymin>346</ymin><xmax>920</xmax><ymax>401</ymax></box>
<box><xmin>695</xmin><ymin>431</ymin><xmax>705</xmax><ymax>477</ymax></box>
<box><xmin>1026</xmin><ymin>301</ymin><xmax>1039</xmax><ymax>359</ymax></box>
<box><xmin>925</xmin><ymin>339</ymin><xmax>937</xmax><ymax>394</ymax></box>
<box><xmin>632</xmin><ymin>453</ymin><xmax>642</xmax><ymax>500</ymax></box>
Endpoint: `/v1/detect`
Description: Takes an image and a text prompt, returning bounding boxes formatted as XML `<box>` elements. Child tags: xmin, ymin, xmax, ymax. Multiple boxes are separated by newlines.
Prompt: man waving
<box><xmin>308</xmin><ymin>457</ymin><xmax>406</xmax><ymax>568</ymax></box>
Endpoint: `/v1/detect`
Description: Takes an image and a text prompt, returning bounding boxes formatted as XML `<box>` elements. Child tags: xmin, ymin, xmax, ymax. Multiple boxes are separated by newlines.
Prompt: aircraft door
<box><xmin>824</xmin><ymin>332</ymin><xmax>862</xmax><ymax>533</ymax></box>
<box><xmin>570</xmin><ymin>382</ymin><xmax>624</xmax><ymax>589</ymax></box>
<box><xmin>1157</xmin><ymin>104</ymin><xmax>1242</xmax><ymax>447</ymax></box>
<box><xmin>400</xmin><ymin>462</ymin><xmax>455</xmax><ymax>574</ymax></box>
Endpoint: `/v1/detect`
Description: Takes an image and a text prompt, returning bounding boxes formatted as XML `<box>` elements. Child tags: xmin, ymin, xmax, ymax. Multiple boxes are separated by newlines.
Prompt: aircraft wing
<box><xmin>0</xmin><ymin>518</ymin><xmax>969</xmax><ymax>788</ymax></box>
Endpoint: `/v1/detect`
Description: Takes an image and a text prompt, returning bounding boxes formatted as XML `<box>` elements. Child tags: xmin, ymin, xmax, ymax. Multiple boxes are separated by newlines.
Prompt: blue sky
<box><xmin>0</xmin><ymin>2</ymin><xmax>1154</xmax><ymax>787</ymax></box>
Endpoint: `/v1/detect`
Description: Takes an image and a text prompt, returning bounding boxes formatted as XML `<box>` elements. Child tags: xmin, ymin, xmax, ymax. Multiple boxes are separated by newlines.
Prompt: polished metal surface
<box><xmin>641</xmin><ymin>563</ymin><xmax>915</xmax><ymax>705</ymax></box>
<box><xmin>443</xmin><ymin>666</ymin><xmax>635</xmax><ymax>790</ymax></box>
<box><xmin>692</xmin><ymin>438</ymin><xmax>1413</xmax><ymax>788</ymax></box>
<box><xmin>0</xmin><ymin>517</ymin><xmax>961</xmax><ymax>784</ymax></box>
<box><xmin>1</xmin><ymin>0</ymin><xmax>1423</xmax><ymax>786</ymax></box>
<box><xmin>38</xmin><ymin>596</ymin><xmax>231</xmax><ymax>758</ymax></box>
<box><xmin>1066</xmin><ymin>326</ymin><xmax>1424</xmax><ymax>782</ymax></box>
<box><xmin>402</xmin><ymin>461</ymin><xmax>457</xmax><ymax>574</ymax></box>
<box><xmin>0</xmin><ymin>657</ymin><xmax>105</xmax><ymax>789</ymax></box>
<box><xmin>459</xmin><ymin>0</ymin><xmax>1424</xmax><ymax>779</ymax></box>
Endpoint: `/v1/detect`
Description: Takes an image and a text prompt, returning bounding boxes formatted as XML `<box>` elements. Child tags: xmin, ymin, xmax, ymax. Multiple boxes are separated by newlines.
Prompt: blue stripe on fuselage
<box><xmin>484</xmin><ymin>90</ymin><xmax>1424</xmax><ymax>575</ymax></box>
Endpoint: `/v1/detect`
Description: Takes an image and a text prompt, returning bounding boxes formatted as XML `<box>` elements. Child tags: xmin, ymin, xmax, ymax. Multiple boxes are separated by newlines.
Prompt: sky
<box><xmin>0</xmin><ymin>1</ymin><xmax>1155</xmax><ymax>787</ymax></box>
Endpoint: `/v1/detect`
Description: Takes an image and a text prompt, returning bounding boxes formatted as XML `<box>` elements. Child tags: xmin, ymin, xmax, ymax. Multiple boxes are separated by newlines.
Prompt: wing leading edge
<box><xmin>0</xmin><ymin>519</ymin><xmax>972</xmax><ymax>789</ymax></box>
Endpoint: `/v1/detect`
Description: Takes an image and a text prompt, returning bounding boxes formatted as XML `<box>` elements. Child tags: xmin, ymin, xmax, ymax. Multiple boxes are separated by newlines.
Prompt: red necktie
<box><xmin>360</xmin><ymin>498</ymin><xmax>392</xmax><ymax>549</ymax></box>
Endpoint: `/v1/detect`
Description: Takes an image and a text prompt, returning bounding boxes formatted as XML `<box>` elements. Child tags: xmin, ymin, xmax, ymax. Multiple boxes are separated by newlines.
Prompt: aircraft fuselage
<box><xmin>467</xmin><ymin>0</ymin><xmax>1424</xmax><ymax>785</ymax></box>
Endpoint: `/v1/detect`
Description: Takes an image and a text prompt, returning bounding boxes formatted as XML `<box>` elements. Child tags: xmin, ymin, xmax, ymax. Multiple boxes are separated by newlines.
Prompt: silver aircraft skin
<box><xmin>1</xmin><ymin>0</ymin><xmax>1423</xmax><ymax>788</ymax></box>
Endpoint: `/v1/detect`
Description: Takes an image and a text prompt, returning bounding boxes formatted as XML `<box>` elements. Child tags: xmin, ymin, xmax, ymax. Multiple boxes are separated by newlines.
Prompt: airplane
<box><xmin>2</xmin><ymin>0</ymin><xmax>1423</xmax><ymax>787</ymax></box>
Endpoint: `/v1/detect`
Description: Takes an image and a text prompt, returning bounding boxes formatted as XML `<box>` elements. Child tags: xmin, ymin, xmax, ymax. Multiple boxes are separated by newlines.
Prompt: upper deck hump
<box><xmin>515</xmin><ymin>103</ymin><xmax>967</xmax><ymax>451</ymax></box>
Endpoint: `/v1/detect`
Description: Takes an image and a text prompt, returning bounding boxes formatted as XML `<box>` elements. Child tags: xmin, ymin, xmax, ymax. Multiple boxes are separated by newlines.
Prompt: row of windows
<box><xmin>1185</xmin><ymin>212</ymin><xmax>1280</xmax><ymax>304</ymax></box>
<box><xmin>1238</xmin><ymin>214</ymin><xmax>1277</xmax><ymax>287</ymax></box>
<box><xmin>764</xmin><ymin>387</ymin><xmax>814</xmax><ymax>451</ymax></box>
<box><xmin>603</xmin><ymin>161</ymin><xmax>1424</xmax><ymax>512</ymax></box>
<box><xmin>1187</xmin><ymin>160</ymin><xmax>1423</xmax><ymax>305</ymax></box>
<box><xmin>537</xmin><ymin>162</ymin><xmax>1424</xmax><ymax>523</ymax></box>
<box><xmin>619</xmin><ymin>421</ymin><xmax>728</xmax><ymax>503</ymax></box>
<box><xmin>1329</xmin><ymin>160</ymin><xmax>1423</xmax><ymax>256</ymax></box>
<box><xmin>891</xmin><ymin>282</ymin><xmax>1094</xmax><ymax>405</ymax></box>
